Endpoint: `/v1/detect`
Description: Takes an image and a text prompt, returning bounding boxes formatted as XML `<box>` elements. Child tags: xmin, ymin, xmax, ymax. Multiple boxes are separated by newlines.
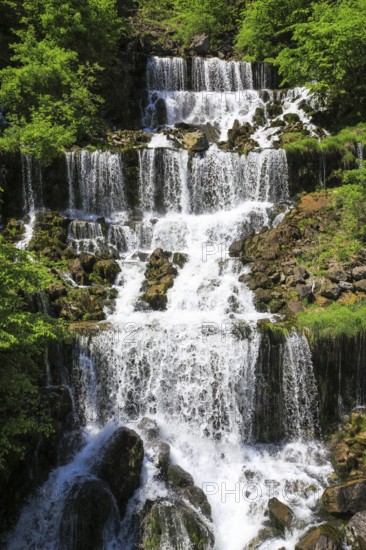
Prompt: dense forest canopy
<box><xmin>0</xmin><ymin>0</ymin><xmax>365</xmax><ymax>160</ymax></box>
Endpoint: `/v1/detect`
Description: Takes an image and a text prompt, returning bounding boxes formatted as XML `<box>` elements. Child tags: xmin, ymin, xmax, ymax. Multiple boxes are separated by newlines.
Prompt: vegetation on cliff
<box><xmin>0</xmin><ymin>237</ymin><xmax>68</xmax><ymax>473</ymax></box>
<box><xmin>0</xmin><ymin>0</ymin><xmax>124</xmax><ymax>162</ymax></box>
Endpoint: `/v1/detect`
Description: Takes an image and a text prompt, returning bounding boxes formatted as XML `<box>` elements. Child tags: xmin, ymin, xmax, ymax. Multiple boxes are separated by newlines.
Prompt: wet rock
<box><xmin>68</xmin><ymin>258</ymin><xmax>90</xmax><ymax>285</ymax></box>
<box><xmin>322</xmin><ymin>479</ymin><xmax>366</xmax><ymax>517</ymax></box>
<box><xmin>59</xmin><ymin>478</ymin><xmax>120</xmax><ymax>550</ymax></box>
<box><xmin>93</xmin><ymin>427</ymin><xmax>144</xmax><ymax>516</ymax></box>
<box><xmin>91</xmin><ymin>259</ymin><xmax>121</xmax><ymax>284</ymax></box>
<box><xmin>352</xmin><ymin>266</ymin><xmax>366</xmax><ymax>281</ymax></box>
<box><xmin>138</xmin><ymin>498</ymin><xmax>214</xmax><ymax>549</ymax></box>
<box><xmin>346</xmin><ymin>510</ymin><xmax>366</xmax><ymax>549</ymax></box>
<box><xmin>268</xmin><ymin>497</ymin><xmax>294</xmax><ymax>532</ymax></box>
<box><xmin>246</xmin><ymin>527</ymin><xmax>279</xmax><ymax>549</ymax></box>
<box><xmin>183</xmin><ymin>130</ymin><xmax>209</xmax><ymax>152</ymax></box>
<box><xmin>295</xmin><ymin>523</ymin><xmax>341</xmax><ymax>550</ymax></box>
<box><xmin>252</xmin><ymin>107</ymin><xmax>266</xmax><ymax>127</ymax></box>
<box><xmin>283</xmin><ymin>113</ymin><xmax>301</xmax><ymax>124</ymax></box>
<box><xmin>47</xmin><ymin>283</ymin><xmax>67</xmax><ymax>301</ymax></box>
<box><xmin>189</xmin><ymin>33</ymin><xmax>210</xmax><ymax>55</ymax></box>
<box><xmin>173</xmin><ymin>252</ymin><xmax>188</xmax><ymax>268</ymax></box>
<box><xmin>137</xmin><ymin>417</ymin><xmax>159</xmax><ymax>440</ymax></box>
<box><xmin>149</xmin><ymin>439</ymin><xmax>171</xmax><ymax>479</ymax></box>
<box><xmin>287</xmin><ymin>300</ymin><xmax>304</xmax><ymax>314</ymax></box>
<box><xmin>229</xmin><ymin>239</ymin><xmax>246</xmax><ymax>258</ymax></box>
<box><xmin>167</xmin><ymin>464</ymin><xmax>194</xmax><ymax>488</ymax></box>
<box><xmin>141</xmin><ymin>248</ymin><xmax>178</xmax><ymax>310</ymax></box>
<box><xmin>181</xmin><ymin>485</ymin><xmax>212</xmax><ymax>519</ymax></box>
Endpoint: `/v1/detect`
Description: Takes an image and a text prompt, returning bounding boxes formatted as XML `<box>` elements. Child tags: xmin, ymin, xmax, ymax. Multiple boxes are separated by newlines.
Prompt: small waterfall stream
<box><xmin>6</xmin><ymin>57</ymin><xmax>332</xmax><ymax>550</ymax></box>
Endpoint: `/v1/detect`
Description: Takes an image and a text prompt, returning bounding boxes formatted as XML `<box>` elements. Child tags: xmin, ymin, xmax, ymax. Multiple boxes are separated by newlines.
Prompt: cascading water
<box><xmin>143</xmin><ymin>56</ymin><xmax>316</xmax><ymax>145</ymax></box>
<box><xmin>7</xmin><ymin>56</ymin><xmax>333</xmax><ymax>550</ymax></box>
<box><xmin>66</xmin><ymin>150</ymin><xmax>126</xmax><ymax>217</ymax></box>
<box><xmin>16</xmin><ymin>155</ymin><xmax>43</xmax><ymax>248</ymax></box>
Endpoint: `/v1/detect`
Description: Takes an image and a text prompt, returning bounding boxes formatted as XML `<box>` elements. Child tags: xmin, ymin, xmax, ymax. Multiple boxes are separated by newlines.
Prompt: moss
<box><xmin>297</xmin><ymin>302</ymin><xmax>366</xmax><ymax>342</ymax></box>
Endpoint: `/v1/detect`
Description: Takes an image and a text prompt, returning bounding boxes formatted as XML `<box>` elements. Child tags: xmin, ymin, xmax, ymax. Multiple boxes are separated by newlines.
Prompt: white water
<box><xmin>144</xmin><ymin>57</ymin><xmax>317</xmax><ymax>144</ymax></box>
<box><xmin>7</xmin><ymin>56</ymin><xmax>333</xmax><ymax>550</ymax></box>
<box><xmin>16</xmin><ymin>155</ymin><xmax>43</xmax><ymax>249</ymax></box>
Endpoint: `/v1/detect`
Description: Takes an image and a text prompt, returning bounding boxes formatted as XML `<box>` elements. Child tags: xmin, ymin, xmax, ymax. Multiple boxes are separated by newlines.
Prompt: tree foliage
<box><xmin>0</xmin><ymin>0</ymin><xmax>124</xmax><ymax>162</ymax></box>
<box><xmin>0</xmin><ymin>238</ymin><xmax>68</xmax><ymax>472</ymax></box>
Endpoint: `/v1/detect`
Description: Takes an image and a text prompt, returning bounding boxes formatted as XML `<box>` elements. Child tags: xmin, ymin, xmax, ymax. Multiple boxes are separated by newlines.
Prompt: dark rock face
<box><xmin>167</xmin><ymin>464</ymin><xmax>194</xmax><ymax>488</ymax></box>
<box><xmin>346</xmin><ymin>511</ymin><xmax>366</xmax><ymax>549</ymax></box>
<box><xmin>268</xmin><ymin>497</ymin><xmax>294</xmax><ymax>532</ymax></box>
<box><xmin>59</xmin><ymin>478</ymin><xmax>120</xmax><ymax>550</ymax></box>
<box><xmin>322</xmin><ymin>479</ymin><xmax>366</xmax><ymax>517</ymax></box>
<box><xmin>295</xmin><ymin>523</ymin><xmax>341</xmax><ymax>550</ymax></box>
<box><xmin>93</xmin><ymin>427</ymin><xmax>144</xmax><ymax>516</ymax></box>
<box><xmin>189</xmin><ymin>33</ymin><xmax>210</xmax><ymax>55</ymax></box>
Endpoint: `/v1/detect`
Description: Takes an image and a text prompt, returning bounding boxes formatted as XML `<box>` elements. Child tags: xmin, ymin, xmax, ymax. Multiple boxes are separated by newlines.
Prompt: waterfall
<box><xmin>138</xmin><ymin>148</ymin><xmax>189</xmax><ymax>213</ymax></box>
<box><xmin>16</xmin><ymin>155</ymin><xmax>43</xmax><ymax>249</ymax></box>
<box><xmin>190</xmin><ymin>147</ymin><xmax>289</xmax><ymax>212</ymax></box>
<box><xmin>192</xmin><ymin>57</ymin><xmax>253</xmax><ymax>91</ymax></box>
<box><xmin>357</xmin><ymin>141</ymin><xmax>364</xmax><ymax>169</ymax></box>
<box><xmin>65</xmin><ymin>150</ymin><xmax>126</xmax><ymax>217</ymax></box>
<box><xmin>146</xmin><ymin>56</ymin><xmax>187</xmax><ymax>91</ymax></box>
<box><xmin>282</xmin><ymin>334</ymin><xmax>319</xmax><ymax>440</ymax></box>
<box><xmin>8</xmin><ymin>55</ymin><xmax>332</xmax><ymax>550</ymax></box>
<box><xmin>68</xmin><ymin>220</ymin><xmax>107</xmax><ymax>254</ymax></box>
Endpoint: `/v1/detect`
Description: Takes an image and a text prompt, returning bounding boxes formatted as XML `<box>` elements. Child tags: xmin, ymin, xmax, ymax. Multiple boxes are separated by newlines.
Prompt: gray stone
<box><xmin>137</xmin><ymin>417</ymin><xmax>159</xmax><ymax>440</ymax></box>
<box><xmin>327</xmin><ymin>266</ymin><xmax>349</xmax><ymax>283</ymax></box>
<box><xmin>320</xmin><ymin>280</ymin><xmax>341</xmax><ymax>300</ymax></box>
<box><xmin>296</xmin><ymin>284</ymin><xmax>313</xmax><ymax>300</ymax></box>
<box><xmin>355</xmin><ymin>279</ymin><xmax>366</xmax><ymax>292</ymax></box>
<box><xmin>346</xmin><ymin>511</ymin><xmax>366</xmax><ymax>550</ymax></box>
<box><xmin>322</xmin><ymin>479</ymin><xmax>366</xmax><ymax>517</ymax></box>
<box><xmin>189</xmin><ymin>33</ymin><xmax>210</xmax><ymax>55</ymax></box>
<box><xmin>353</xmin><ymin>266</ymin><xmax>366</xmax><ymax>281</ymax></box>
<box><xmin>268</xmin><ymin>497</ymin><xmax>294</xmax><ymax>532</ymax></box>
<box><xmin>339</xmin><ymin>280</ymin><xmax>354</xmax><ymax>291</ymax></box>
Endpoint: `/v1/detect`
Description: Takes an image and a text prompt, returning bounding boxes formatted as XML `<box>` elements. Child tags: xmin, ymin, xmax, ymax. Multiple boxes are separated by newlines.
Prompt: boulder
<box><xmin>229</xmin><ymin>239</ymin><xmax>246</xmax><ymax>258</ymax></box>
<box><xmin>167</xmin><ymin>464</ymin><xmax>194</xmax><ymax>488</ymax></box>
<box><xmin>268</xmin><ymin>497</ymin><xmax>294</xmax><ymax>532</ymax></box>
<box><xmin>320</xmin><ymin>280</ymin><xmax>341</xmax><ymax>300</ymax></box>
<box><xmin>91</xmin><ymin>259</ymin><xmax>121</xmax><ymax>284</ymax></box>
<box><xmin>326</xmin><ymin>266</ymin><xmax>349</xmax><ymax>283</ymax></box>
<box><xmin>189</xmin><ymin>33</ymin><xmax>210</xmax><ymax>55</ymax></box>
<box><xmin>352</xmin><ymin>266</ymin><xmax>366</xmax><ymax>281</ymax></box>
<box><xmin>93</xmin><ymin>427</ymin><xmax>144</xmax><ymax>516</ymax></box>
<box><xmin>137</xmin><ymin>417</ymin><xmax>159</xmax><ymax>440</ymax></box>
<box><xmin>138</xmin><ymin>498</ymin><xmax>214</xmax><ymax>549</ymax></box>
<box><xmin>346</xmin><ymin>510</ymin><xmax>366</xmax><ymax>549</ymax></box>
<box><xmin>149</xmin><ymin>439</ymin><xmax>171</xmax><ymax>479</ymax></box>
<box><xmin>355</xmin><ymin>280</ymin><xmax>366</xmax><ymax>292</ymax></box>
<box><xmin>295</xmin><ymin>523</ymin><xmax>341</xmax><ymax>550</ymax></box>
<box><xmin>322</xmin><ymin>479</ymin><xmax>366</xmax><ymax>517</ymax></box>
<box><xmin>59</xmin><ymin>478</ymin><xmax>119</xmax><ymax>550</ymax></box>
<box><xmin>183</xmin><ymin>130</ymin><xmax>209</xmax><ymax>152</ymax></box>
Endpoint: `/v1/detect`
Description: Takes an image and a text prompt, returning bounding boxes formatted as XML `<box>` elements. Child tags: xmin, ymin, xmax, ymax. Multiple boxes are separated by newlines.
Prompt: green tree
<box><xmin>235</xmin><ymin>0</ymin><xmax>310</xmax><ymax>61</ymax></box>
<box><xmin>170</xmin><ymin>0</ymin><xmax>242</xmax><ymax>44</ymax></box>
<box><xmin>276</xmin><ymin>0</ymin><xmax>366</xmax><ymax>120</ymax></box>
<box><xmin>0</xmin><ymin>0</ymin><xmax>124</xmax><ymax>162</ymax></box>
<box><xmin>0</xmin><ymin>238</ymin><xmax>68</xmax><ymax>472</ymax></box>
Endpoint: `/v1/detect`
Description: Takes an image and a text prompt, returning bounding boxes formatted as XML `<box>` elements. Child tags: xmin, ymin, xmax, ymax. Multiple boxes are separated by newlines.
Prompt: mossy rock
<box><xmin>266</xmin><ymin>102</ymin><xmax>283</xmax><ymax>119</ymax></box>
<box><xmin>268</xmin><ymin>497</ymin><xmax>294</xmax><ymax>532</ymax></box>
<box><xmin>90</xmin><ymin>259</ymin><xmax>121</xmax><ymax>285</ymax></box>
<box><xmin>2</xmin><ymin>218</ymin><xmax>25</xmax><ymax>242</ymax></box>
<box><xmin>283</xmin><ymin>113</ymin><xmax>301</xmax><ymax>124</ymax></box>
<box><xmin>140</xmin><ymin>499</ymin><xmax>214</xmax><ymax>550</ymax></box>
<box><xmin>295</xmin><ymin>523</ymin><xmax>341</xmax><ymax>550</ymax></box>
